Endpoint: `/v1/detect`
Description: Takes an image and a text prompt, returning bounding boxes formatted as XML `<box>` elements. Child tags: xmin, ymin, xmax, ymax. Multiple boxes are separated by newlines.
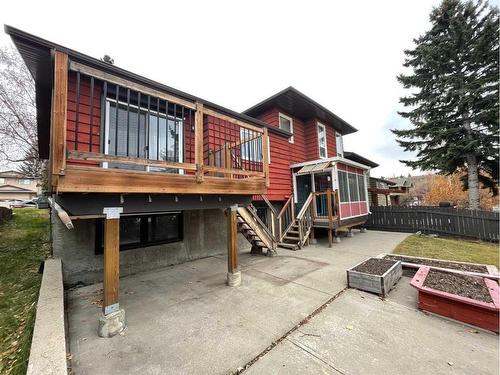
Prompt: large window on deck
<box><xmin>104</xmin><ymin>94</ymin><xmax>184</xmax><ymax>169</ymax></box>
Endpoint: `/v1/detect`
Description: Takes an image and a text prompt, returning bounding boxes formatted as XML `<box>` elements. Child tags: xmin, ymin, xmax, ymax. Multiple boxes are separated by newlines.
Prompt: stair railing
<box><xmin>257</xmin><ymin>195</ymin><xmax>279</xmax><ymax>240</ymax></box>
<box><xmin>276</xmin><ymin>195</ymin><xmax>295</xmax><ymax>242</ymax></box>
<box><xmin>244</xmin><ymin>205</ymin><xmax>277</xmax><ymax>250</ymax></box>
<box><xmin>296</xmin><ymin>192</ymin><xmax>315</xmax><ymax>248</ymax></box>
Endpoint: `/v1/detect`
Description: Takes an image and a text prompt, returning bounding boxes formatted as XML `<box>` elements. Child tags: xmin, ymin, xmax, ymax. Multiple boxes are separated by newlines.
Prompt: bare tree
<box><xmin>0</xmin><ymin>45</ymin><xmax>42</xmax><ymax>176</ymax></box>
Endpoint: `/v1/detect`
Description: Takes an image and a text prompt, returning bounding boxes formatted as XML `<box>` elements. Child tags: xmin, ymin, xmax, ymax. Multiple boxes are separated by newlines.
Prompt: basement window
<box><xmin>95</xmin><ymin>212</ymin><xmax>183</xmax><ymax>254</ymax></box>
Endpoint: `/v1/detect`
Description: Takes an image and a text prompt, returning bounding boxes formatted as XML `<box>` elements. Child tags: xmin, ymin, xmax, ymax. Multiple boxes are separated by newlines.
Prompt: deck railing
<box><xmin>49</xmin><ymin>56</ymin><xmax>269</xmax><ymax>194</ymax></box>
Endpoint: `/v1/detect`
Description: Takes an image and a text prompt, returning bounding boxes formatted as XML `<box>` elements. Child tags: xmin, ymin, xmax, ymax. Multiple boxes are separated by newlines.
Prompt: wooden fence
<box><xmin>366</xmin><ymin>206</ymin><xmax>499</xmax><ymax>242</ymax></box>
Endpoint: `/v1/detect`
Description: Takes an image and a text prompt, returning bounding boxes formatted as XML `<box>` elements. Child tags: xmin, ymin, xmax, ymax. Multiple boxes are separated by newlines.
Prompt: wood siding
<box><xmin>66</xmin><ymin>72</ymin><xmax>101</xmax><ymax>166</ymax></box>
<box><xmin>255</xmin><ymin>108</ymin><xmax>340</xmax><ymax>202</ymax></box>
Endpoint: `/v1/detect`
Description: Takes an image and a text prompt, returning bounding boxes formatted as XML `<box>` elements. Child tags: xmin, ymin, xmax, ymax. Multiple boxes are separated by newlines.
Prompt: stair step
<box><xmin>288</xmin><ymin>230</ymin><xmax>299</xmax><ymax>234</ymax></box>
<box><xmin>278</xmin><ymin>242</ymin><xmax>299</xmax><ymax>250</ymax></box>
<box><xmin>239</xmin><ymin>223</ymin><xmax>251</xmax><ymax>230</ymax></box>
<box><xmin>284</xmin><ymin>235</ymin><xmax>299</xmax><ymax>241</ymax></box>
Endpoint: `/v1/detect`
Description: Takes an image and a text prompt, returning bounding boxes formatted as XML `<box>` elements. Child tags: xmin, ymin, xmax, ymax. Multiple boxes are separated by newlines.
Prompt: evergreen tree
<box><xmin>393</xmin><ymin>0</ymin><xmax>499</xmax><ymax>209</ymax></box>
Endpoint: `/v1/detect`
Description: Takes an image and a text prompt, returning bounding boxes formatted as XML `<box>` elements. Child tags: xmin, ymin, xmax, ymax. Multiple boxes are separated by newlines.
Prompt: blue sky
<box><xmin>2</xmin><ymin>0</ymin><xmax>495</xmax><ymax>176</ymax></box>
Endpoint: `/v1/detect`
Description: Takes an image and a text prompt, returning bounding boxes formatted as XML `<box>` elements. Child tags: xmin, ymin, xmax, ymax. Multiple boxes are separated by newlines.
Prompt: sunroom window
<box><xmin>279</xmin><ymin>113</ymin><xmax>293</xmax><ymax>143</ymax></box>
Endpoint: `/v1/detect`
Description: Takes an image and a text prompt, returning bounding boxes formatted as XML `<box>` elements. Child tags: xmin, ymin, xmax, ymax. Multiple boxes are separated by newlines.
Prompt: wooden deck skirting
<box><xmin>56</xmin><ymin>166</ymin><xmax>267</xmax><ymax>194</ymax></box>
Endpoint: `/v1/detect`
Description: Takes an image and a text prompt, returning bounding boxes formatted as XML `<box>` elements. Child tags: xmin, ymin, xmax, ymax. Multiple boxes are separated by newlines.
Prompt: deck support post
<box><xmin>327</xmin><ymin>189</ymin><xmax>333</xmax><ymax>248</ymax></box>
<box><xmin>309</xmin><ymin>227</ymin><xmax>317</xmax><ymax>244</ymax></box>
<box><xmin>227</xmin><ymin>204</ymin><xmax>241</xmax><ymax>287</ymax></box>
<box><xmin>98</xmin><ymin>207</ymin><xmax>126</xmax><ymax>338</ymax></box>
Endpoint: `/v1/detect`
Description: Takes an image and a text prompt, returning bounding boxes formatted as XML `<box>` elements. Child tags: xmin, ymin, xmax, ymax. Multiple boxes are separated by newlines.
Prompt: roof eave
<box><xmin>4</xmin><ymin>25</ymin><xmax>292</xmax><ymax>139</ymax></box>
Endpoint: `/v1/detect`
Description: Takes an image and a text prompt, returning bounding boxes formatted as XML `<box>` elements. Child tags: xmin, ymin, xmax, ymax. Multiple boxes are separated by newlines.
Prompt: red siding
<box><xmin>255</xmin><ymin>109</ymin><xmax>344</xmax><ymax>202</ymax></box>
<box><xmin>304</xmin><ymin>119</ymin><xmax>319</xmax><ymax>160</ymax></box>
<box><xmin>326</xmin><ymin>124</ymin><xmax>337</xmax><ymax>158</ymax></box>
<box><xmin>66</xmin><ymin>72</ymin><xmax>101</xmax><ymax>166</ymax></box>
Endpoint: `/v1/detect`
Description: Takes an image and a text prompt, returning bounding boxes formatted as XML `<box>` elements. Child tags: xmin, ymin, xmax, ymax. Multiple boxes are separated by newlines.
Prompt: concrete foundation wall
<box><xmin>52</xmin><ymin>209</ymin><xmax>250</xmax><ymax>286</ymax></box>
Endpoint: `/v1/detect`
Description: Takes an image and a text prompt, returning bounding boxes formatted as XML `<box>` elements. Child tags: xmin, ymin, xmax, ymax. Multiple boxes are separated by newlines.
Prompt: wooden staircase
<box><xmin>237</xmin><ymin>206</ymin><xmax>278</xmax><ymax>256</ymax></box>
<box><xmin>276</xmin><ymin>193</ymin><xmax>315</xmax><ymax>250</ymax></box>
<box><xmin>278</xmin><ymin>219</ymin><xmax>301</xmax><ymax>250</ymax></box>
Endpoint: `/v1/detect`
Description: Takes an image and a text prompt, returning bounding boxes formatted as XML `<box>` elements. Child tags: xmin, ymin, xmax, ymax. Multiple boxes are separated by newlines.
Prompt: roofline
<box><xmin>369</xmin><ymin>176</ymin><xmax>397</xmax><ymax>185</ymax></box>
<box><xmin>343</xmin><ymin>151</ymin><xmax>379</xmax><ymax>168</ymax></box>
<box><xmin>0</xmin><ymin>184</ymin><xmax>37</xmax><ymax>192</ymax></box>
<box><xmin>243</xmin><ymin>86</ymin><xmax>358</xmax><ymax>134</ymax></box>
<box><xmin>4</xmin><ymin>25</ymin><xmax>291</xmax><ymax>138</ymax></box>
<box><xmin>290</xmin><ymin>156</ymin><xmax>372</xmax><ymax>171</ymax></box>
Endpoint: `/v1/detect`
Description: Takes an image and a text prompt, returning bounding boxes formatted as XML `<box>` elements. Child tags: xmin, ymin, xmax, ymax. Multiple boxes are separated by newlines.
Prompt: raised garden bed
<box><xmin>347</xmin><ymin>258</ymin><xmax>402</xmax><ymax>297</ymax></box>
<box><xmin>382</xmin><ymin>254</ymin><xmax>498</xmax><ymax>278</ymax></box>
<box><xmin>411</xmin><ymin>266</ymin><xmax>500</xmax><ymax>333</ymax></box>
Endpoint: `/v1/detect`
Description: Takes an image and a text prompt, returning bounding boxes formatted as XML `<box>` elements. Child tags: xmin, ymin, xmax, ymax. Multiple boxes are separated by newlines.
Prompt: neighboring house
<box><xmin>387</xmin><ymin>177</ymin><xmax>414</xmax><ymax>206</ymax></box>
<box><xmin>368</xmin><ymin>176</ymin><xmax>397</xmax><ymax>207</ymax></box>
<box><xmin>0</xmin><ymin>170</ymin><xmax>39</xmax><ymax>201</ymax></box>
<box><xmin>6</xmin><ymin>26</ymin><xmax>377</xmax><ymax>336</ymax></box>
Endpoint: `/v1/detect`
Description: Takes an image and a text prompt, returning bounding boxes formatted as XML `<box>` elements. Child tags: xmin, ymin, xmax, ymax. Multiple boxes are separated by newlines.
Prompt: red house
<box><xmin>6</xmin><ymin>26</ymin><xmax>378</xmax><ymax>335</ymax></box>
<box><xmin>243</xmin><ymin>88</ymin><xmax>378</xmax><ymax>249</ymax></box>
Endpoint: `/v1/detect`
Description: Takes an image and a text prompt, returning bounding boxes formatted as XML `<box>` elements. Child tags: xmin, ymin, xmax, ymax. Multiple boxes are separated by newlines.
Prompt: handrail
<box><xmin>246</xmin><ymin>204</ymin><xmax>276</xmax><ymax>249</ymax></box>
<box><xmin>256</xmin><ymin>195</ymin><xmax>279</xmax><ymax>240</ymax></box>
<box><xmin>296</xmin><ymin>193</ymin><xmax>315</xmax><ymax>248</ymax></box>
<box><xmin>277</xmin><ymin>195</ymin><xmax>293</xmax><ymax>218</ymax></box>
<box><xmin>296</xmin><ymin>193</ymin><xmax>314</xmax><ymax>219</ymax></box>
<box><xmin>261</xmin><ymin>195</ymin><xmax>278</xmax><ymax>216</ymax></box>
<box><xmin>276</xmin><ymin>196</ymin><xmax>295</xmax><ymax>242</ymax></box>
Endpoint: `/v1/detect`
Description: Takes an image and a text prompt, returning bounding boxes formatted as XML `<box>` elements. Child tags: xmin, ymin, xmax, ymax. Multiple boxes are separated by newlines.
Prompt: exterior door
<box><xmin>295</xmin><ymin>174</ymin><xmax>312</xmax><ymax>212</ymax></box>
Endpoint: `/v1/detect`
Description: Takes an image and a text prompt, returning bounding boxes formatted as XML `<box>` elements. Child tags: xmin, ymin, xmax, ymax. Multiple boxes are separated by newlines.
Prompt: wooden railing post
<box><xmin>327</xmin><ymin>189</ymin><xmax>333</xmax><ymax>248</ymax></box>
<box><xmin>262</xmin><ymin>128</ymin><xmax>270</xmax><ymax>187</ymax></box>
<box><xmin>224</xmin><ymin>144</ymin><xmax>232</xmax><ymax>178</ymax></box>
<box><xmin>195</xmin><ymin>102</ymin><xmax>204</xmax><ymax>183</ymax></box>
<box><xmin>50</xmin><ymin>51</ymin><xmax>69</xmax><ymax>190</ymax></box>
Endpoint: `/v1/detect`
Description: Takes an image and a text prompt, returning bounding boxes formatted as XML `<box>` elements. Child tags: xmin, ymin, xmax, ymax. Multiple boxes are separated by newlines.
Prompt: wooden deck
<box><xmin>48</xmin><ymin>52</ymin><xmax>269</xmax><ymax>196</ymax></box>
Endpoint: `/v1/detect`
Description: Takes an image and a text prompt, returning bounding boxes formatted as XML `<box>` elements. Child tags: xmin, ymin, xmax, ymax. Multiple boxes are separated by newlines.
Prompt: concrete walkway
<box><xmin>67</xmin><ymin>230</ymin><xmax>498</xmax><ymax>374</ymax></box>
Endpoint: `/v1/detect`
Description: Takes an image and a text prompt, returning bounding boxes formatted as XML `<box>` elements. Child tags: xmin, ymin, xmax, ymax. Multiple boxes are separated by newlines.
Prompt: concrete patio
<box><xmin>66</xmin><ymin>230</ymin><xmax>499</xmax><ymax>374</ymax></box>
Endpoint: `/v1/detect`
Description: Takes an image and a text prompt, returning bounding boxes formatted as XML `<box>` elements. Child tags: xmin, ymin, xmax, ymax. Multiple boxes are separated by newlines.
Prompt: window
<box><xmin>279</xmin><ymin>113</ymin><xmax>293</xmax><ymax>143</ymax></box>
<box><xmin>348</xmin><ymin>173</ymin><xmax>359</xmax><ymax>201</ymax></box>
<box><xmin>105</xmin><ymin>98</ymin><xmax>183</xmax><ymax>167</ymax></box>
<box><xmin>240</xmin><ymin>130</ymin><xmax>271</xmax><ymax>164</ymax></box>
<box><xmin>336</xmin><ymin>132</ymin><xmax>344</xmax><ymax>157</ymax></box>
<box><xmin>0</xmin><ymin>178</ymin><xmax>5</xmax><ymax>184</ymax></box>
<box><xmin>357</xmin><ymin>174</ymin><xmax>367</xmax><ymax>201</ymax></box>
<box><xmin>338</xmin><ymin>170</ymin><xmax>368</xmax><ymax>203</ymax></box>
<box><xmin>338</xmin><ymin>171</ymin><xmax>349</xmax><ymax>202</ymax></box>
<box><xmin>317</xmin><ymin>123</ymin><xmax>328</xmax><ymax>159</ymax></box>
<box><xmin>95</xmin><ymin>212</ymin><xmax>183</xmax><ymax>254</ymax></box>
<box><xmin>240</xmin><ymin>128</ymin><xmax>262</xmax><ymax>161</ymax></box>
<box><xmin>18</xmin><ymin>179</ymin><xmax>31</xmax><ymax>185</ymax></box>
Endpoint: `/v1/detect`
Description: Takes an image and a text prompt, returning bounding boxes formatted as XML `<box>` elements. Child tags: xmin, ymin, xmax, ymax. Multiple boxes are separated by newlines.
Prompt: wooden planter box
<box><xmin>347</xmin><ymin>258</ymin><xmax>403</xmax><ymax>297</ymax></box>
<box><xmin>411</xmin><ymin>267</ymin><xmax>500</xmax><ymax>333</ymax></box>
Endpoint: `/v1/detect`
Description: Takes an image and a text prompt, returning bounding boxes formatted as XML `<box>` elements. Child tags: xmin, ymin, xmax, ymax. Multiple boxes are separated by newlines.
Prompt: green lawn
<box><xmin>393</xmin><ymin>234</ymin><xmax>499</xmax><ymax>267</ymax></box>
<box><xmin>0</xmin><ymin>209</ymin><xmax>50</xmax><ymax>375</ymax></box>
